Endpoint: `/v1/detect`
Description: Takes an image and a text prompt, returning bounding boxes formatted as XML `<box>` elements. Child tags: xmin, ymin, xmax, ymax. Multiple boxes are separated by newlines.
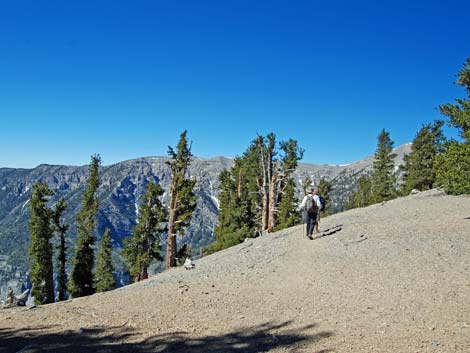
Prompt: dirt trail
<box><xmin>1</xmin><ymin>190</ymin><xmax>469</xmax><ymax>352</ymax></box>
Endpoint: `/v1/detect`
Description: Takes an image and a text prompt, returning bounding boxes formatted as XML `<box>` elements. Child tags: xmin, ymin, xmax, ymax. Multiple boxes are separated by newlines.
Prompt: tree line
<box><xmin>28</xmin><ymin>131</ymin><xmax>196</xmax><ymax>304</ymax></box>
<box><xmin>347</xmin><ymin>58</ymin><xmax>470</xmax><ymax>208</ymax></box>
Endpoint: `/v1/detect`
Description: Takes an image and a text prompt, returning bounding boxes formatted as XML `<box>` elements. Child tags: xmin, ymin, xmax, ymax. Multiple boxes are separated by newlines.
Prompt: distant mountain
<box><xmin>0</xmin><ymin>144</ymin><xmax>410</xmax><ymax>294</ymax></box>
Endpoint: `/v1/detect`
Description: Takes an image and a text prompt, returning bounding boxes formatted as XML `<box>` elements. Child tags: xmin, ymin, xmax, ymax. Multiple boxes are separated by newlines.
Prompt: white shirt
<box><xmin>298</xmin><ymin>194</ymin><xmax>322</xmax><ymax>211</ymax></box>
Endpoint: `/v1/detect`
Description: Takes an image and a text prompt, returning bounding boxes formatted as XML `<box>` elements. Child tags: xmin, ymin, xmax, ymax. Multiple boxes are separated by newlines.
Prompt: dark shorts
<box><xmin>307</xmin><ymin>212</ymin><xmax>320</xmax><ymax>222</ymax></box>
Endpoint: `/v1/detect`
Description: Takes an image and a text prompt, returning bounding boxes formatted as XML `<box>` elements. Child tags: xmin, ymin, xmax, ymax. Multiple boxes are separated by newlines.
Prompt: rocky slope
<box><xmin>0</xmin><ymin>144</ymin><xmax>410</xmax><ymax>292</ymax></box>
<box><xmin>1</xmin><ymin>189</ymin><xmax>469</xmax><ymax>352</ymax></box>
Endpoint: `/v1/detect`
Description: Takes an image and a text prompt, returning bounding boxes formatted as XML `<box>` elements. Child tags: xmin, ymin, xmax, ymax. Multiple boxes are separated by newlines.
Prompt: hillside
<box><xmin>1</xmin><ymin>189</ymin><xmax>469</xmax><ymax>352</ymax></box>
<box><xmin>0</xmin><ymin>144</ymin><xmax>411</xmax><ymax>294</ymax></box>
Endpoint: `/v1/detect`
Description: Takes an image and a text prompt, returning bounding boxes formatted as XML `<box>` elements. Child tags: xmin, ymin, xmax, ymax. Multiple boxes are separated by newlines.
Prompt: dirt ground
<box><xmin>1</xmin><ymin>190</ymin><xmax>469</xmax><ymax>352</ymax></box>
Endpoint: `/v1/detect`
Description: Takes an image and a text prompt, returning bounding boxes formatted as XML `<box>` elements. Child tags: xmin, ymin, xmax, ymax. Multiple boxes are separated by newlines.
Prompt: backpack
<box><xmin>304</xmin><ymin>195</ymin><xmax>318</xmax><ymax>215</ymax></box>
<box><xmin>319</xmin><ymin>196</ymin><xmax>326</xmax><ymax>212</ymax></box>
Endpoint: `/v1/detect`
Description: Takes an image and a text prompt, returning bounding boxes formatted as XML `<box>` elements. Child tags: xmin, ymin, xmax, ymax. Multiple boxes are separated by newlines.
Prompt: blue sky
<box><xmin>1</xmin><ymin>0</ymin><xmax>469</xmax><ymax>168</ymax></box>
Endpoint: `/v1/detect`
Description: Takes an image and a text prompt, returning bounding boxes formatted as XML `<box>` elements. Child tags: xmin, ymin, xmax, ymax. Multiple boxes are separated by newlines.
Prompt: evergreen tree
<box><xmin>28</xmin><ymin>182</ymin><xmax>55</xmax><ymax>305</ymax></box>
<box><xmin>211</xmin><ymin>134</ymin><xmax>303</xmax><ymax>252</ymax></box>
<box><xmin>68</xmin><ymin>154</ymin><xmax>101</xmax><ymax>298</ymax></box>
<box><xmin>209</xmin><ymin>160</ymin><xmax>257</xmax><ymax>253</ymax></box>
<box><xmin>123</xmin><ymin>181</ymin><xmax>167</xmax><ymax>281</ymax></box>
<box><xmin>347</xmin><ymin>175</ymin><xmax>373</xmax><ymax>209</ymax></box>
<box><xmin>52</xmin><ymin>197</ymin><xmax>68</xmax><ymax>301</ymax></box>
<box><xmin>435</xmin><ymin>58</ymin><xmax>470</xmax><ymax>194</ymax></box>
<box><xmin>434</xmin><ymin>141</ymin><xmax>470</xmax><ymax>194</ymax></box>
<box><xmin>439</xmin><ymin>58</ymin><xmax>470</xmax><ymax>142</ymax></box>
<box><xmin>176</xmin><ymin>243</ymin><xmax>193</xmax><ymax>266</ymax></box>
<box><xmin>317</xmin><ymin>178</ymin><xmax>333</xmax><ymax>215</ymax></box>
<box><xmin>272</xmin><ymin>139</ymin><xmax>304</xmax><ymax>230</ymax></box>
<box><xmin>94</xmin><ymin>228</ymin><xmax>116</xmax><ymax>292</ymax></box>
<box><xmin>165</xmin><ymin>131</ymin><xmax>197</xmax><ymax>269</ymax></box>
<box><xmin>400</xmin><ymin>121</ymin><xmax>445</xmax><ymax>194</ymax></box>
<box><xmin>371</xmin><ymin>129</ymin><xmax>397</xmax><ymax>202</ymax></box>
<box><xmin>274</xmin><ymin>178</ymin><xmax>300</xmax><ymax>230</ymax></box>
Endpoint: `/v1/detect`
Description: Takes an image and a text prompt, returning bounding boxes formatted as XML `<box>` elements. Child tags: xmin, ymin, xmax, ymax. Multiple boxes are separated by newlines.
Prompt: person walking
<box><xmin>298</xmin><ymin>186</ymin><xmax>322</xmax><ymax>239</ymax></box>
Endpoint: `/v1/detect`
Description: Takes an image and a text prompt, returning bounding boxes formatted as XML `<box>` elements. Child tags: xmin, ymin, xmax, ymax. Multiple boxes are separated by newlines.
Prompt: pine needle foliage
<box><xmin>274</xmin><ymin>178</ymin><xmax>299</xmax><ymax>231</ymax></box>
<box><xmin>68</xmin><ymin>154</ymin><xmax>101</xmax><ymax>298</ymax></box>
<box><xmin>94</xmin><ymin>228</ymin><xmax>116</xmax><ymax>292</ymax></box>
<box><xmin>400</xmin><ymin>121</ymin><xmax>445</xmax><ymax>194</ymax></box>
<box><xmin>317</xmin><ymin>178</ymin><xmax>334</xmax><ymax>215</ymax></box>
<box><xmin>123</xmin><ymin>181</ymin><xmax>167</xmax><ymax>282</ymax></box>
<box><xmin>165</xmin><ymin>131</ymin><xmax>197</xmax><ymax>269</ymax></box>
<box><xmin>210</xmin><ymin>134</ymin><xmax>303</xmax><ymax>252</ymax></box>
<box><xmin>51</xmin><ymin>197</ymin><xmax>68</xmax><ymax>301</ymax></box>
<box><xmin>371</xmin><ymin>129</ymin><xmax>397</xmax><ymax>202</ymax></box>
<box><xmin>435</xmin><ymin>58</ymin><xmax>470</xmax><ymax>194</ymax></box>
<box><xmin>434</xmin><ymin>141</ymin><xmax>470</xmax><ymax>194</ymax></box>
<box><xmin>346</xmin><ymin>175</ymin><xmax>373</xmax><ymax>209</ymax></box>
<box><xmin>28</xmin><ymin>182</ymin><xmax>55</xmax><ymax>305</ymax></box>
<box><xmin>176</xmin><ymin>243</ymin><xmax>193</xmax><ymax>266</ymax></box>
<box><xmin>209</xmin><ymin>160</ymin><xmax>257</xmax><ymax>253</ymax></box>
<box><xmin>274</xmin><ymin>139</ymin><xmax>304</xmax><ymax>229</ymax></box>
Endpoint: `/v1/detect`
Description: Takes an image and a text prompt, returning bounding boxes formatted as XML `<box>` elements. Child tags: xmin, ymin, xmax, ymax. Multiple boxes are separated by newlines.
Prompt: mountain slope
<box><xmin>0</xmin><ymin>144</ymin><xmax>410</xmax><ymax>293</ymax></box>
<box><xmin>1</xmin><ymin>189</ymin><xmax>469</xmax><ymax>352</ymax></box>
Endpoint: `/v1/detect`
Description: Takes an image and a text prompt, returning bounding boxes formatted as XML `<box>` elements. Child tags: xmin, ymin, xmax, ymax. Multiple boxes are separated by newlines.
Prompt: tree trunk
<box><xmin>267</xmin><ymin>174</ymin><xmax>276</xmax><ymax>232</ymax></box>
<box><xmin>259</xmin><ymin>141</ymin><xmax>268</xmax><ymax>231</ymax></box>
<box><xmin>237</xmin><ymin>168</ymin><xmax>243</xmax><ymax>199</ymax></box>
<box><xmin>165</xmin><ymin>206</ymin><xmax>177</xmax><ymax>269</ymax></box>
<box><xmin>140</xmin><ymin>266</ymin><xmax>148</xmax><ymax>280</ymax></box>
<box><xmin>45</xmin><ymin>260</ymin><xmax>55</xmax><ymax>304</ymax></box>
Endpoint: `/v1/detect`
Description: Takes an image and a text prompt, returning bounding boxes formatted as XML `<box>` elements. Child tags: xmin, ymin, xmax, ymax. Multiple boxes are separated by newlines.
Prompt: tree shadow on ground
<box><xmin>0</xmin><ymin>320</ymin><xmax>333</xmax><ymax>353</ymax></box>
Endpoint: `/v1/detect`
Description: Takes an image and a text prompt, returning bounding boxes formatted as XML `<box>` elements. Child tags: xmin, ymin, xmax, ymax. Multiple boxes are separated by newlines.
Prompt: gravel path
<box><xmin>1</xmin><ymin>189</ymin><xmax>469</xmax><ymax>352</ymax></box>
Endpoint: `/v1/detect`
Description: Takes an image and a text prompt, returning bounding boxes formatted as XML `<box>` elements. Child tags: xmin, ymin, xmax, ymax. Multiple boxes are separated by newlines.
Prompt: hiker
<box><xmin>298</xmin><ymin>186</ymin><xmax>322</xmax><ymax>238</ymax></box>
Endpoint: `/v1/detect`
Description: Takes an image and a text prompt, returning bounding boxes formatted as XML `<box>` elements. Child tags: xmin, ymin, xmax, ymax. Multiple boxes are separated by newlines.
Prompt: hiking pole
<box><xmin>303</xmin><ymin>211</ymin><xmax>306</xmax><ymax>238</ymax></box>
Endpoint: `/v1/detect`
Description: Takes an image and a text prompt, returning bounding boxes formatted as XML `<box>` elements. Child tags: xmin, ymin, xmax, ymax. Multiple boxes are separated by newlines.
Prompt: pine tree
<box><xmin>273</xmin><ymin>139</ymin><xmax>304</xmax><ymax>230</ymax></box>
<box><xmin>176</xmin><ymin>243</ymin><xmax>193</xmax><ymax>266</ymax></box>
<box><xmin>371</xmin><ymin>129</ymin><xmax>397</xmax><ymax>202</ymax></box>
<box><xmin>317</xmin><ymin>178</ymin><xmax>334</xmax><ymax>214</ymax></box>
<box><xmin>28</xmin><ymin>182</ymin><xmax>55</xmax><ymax>305</ymax></box>
<box><xmin>400</xmin><ymin>121</ymin><xmax>445</xmax><ymax>194</ymax></box>
<box><xmin>435</xmin><ymin>58</ymin><xmax>470</xmax><ymax>195</ymax></box>
<box><xmin>211</xmin><ymin>134</ymin><xmax>303</xmax><ymax>252</ymax></box>
<box><xmin>94</xmin><ymin>228</ymin><xmax>116</xmax><ymax>292</ymax></box>
<box><xmin>52</xmin><ymin>197</ymin><xmax>68</xmax><ymax>301</ymax></box>
<box><xmin>439</xmin><ymin>58</ymin><xmax>470</xmax><ymax>142</ymax></box>
<box><xmin>434</xmin><ymin>141</ymin><xmax>470</xmax><ymax>195</ymax></box>
<box><xmin>165</xmin><ymin>131</ymin><xmax>197</xmax><ymax>269</ymax></box>
<box><xmin>209</xmin><ymin>160</ymin><xmax>257</xmax><ymax>253</ymax></box>
<box><xmin>68</xmin><ymin>154</ymin><xmax>101</xmax><ymax>298</ymax></box>
<box><xmin>347</xmin><ymin>175</ymin><xmax>373</xmax><ymax>209</ymax></box>
<box><xmin>123</xmin><ymin>181</ymin><xmax>166</xmax><ymax>281</ymax></box>
<box><xmin>274</xmin><ymin>178</ymin><xmax>300</xmax><ymax>230</ymax></box>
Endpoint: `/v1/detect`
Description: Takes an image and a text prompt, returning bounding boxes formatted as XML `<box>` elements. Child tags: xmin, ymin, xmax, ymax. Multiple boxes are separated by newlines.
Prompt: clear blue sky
<box><xmin>1</xmin><ymin>0</ymin><xmax>469</xmax><ymax>168</ymax></box>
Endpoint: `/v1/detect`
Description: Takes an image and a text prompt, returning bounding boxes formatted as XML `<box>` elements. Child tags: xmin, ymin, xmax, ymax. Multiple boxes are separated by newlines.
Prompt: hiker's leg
<box><xmin>314</xmin><ymin>213</ymin><xmax>320</xmax><ymax>233</ymax></box>
<box><xmin>306</xmin><ymin>217</ymin><xmax>309</xmax><ymax>235</ymax></box>
<box><xmin>307</xmin><ymin>215</ymin><xmax>314</xmax><ymax>235</ymax></box>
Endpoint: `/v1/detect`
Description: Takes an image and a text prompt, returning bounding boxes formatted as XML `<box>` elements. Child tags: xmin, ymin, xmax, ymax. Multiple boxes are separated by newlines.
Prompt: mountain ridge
<box><xmin>1</xmin><ymin>142</ymin><xmax>410</xmax><ymax>170</ymax></box>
